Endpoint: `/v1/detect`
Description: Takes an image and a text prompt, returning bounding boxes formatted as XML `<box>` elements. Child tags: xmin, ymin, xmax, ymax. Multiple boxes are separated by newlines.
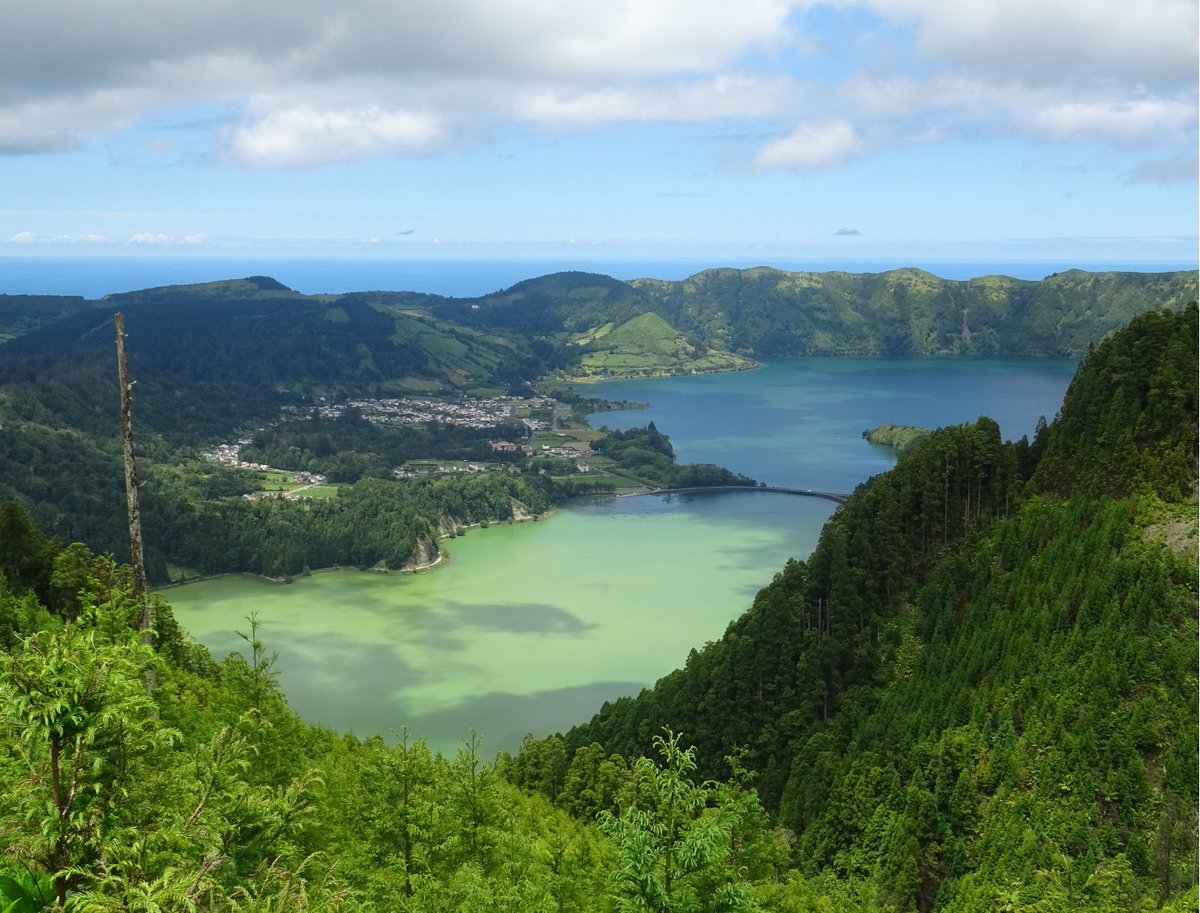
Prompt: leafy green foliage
<box><xmin>1033</xmin><ymin>303</ymin><xmax>1198</xmax><ymax>499</ymax></box>
<box><xmin>0</xmin><ymin>869</ymin><xmax>57</xmax><ymax>912</ymax></box>
<box><xmin>150</xmin><ymin>471</ymin><xmax>558</xmax><ymax>579</ymax></box>
<box><xmin>863</xmin><ymin>424</ymin><xmax>930</xmax><ymax>454</ymax></box>
<box><xmin>598</xmin><ymin>730</ymin><xmax>766</xmax><ymax>912</ymax></box>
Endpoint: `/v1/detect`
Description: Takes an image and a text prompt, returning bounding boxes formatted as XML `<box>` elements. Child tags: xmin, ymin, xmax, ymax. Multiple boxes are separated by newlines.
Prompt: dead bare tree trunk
<box><xmin>114</xmin><ymin>314</ymin><xmax>155</xmax><ymax>687</ymax></box>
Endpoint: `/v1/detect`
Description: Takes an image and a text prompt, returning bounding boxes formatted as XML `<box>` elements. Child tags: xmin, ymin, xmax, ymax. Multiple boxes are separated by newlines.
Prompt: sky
<box><xmin>1</xmin><ymin>0</ymin><xmax>1196</xmax><ymax>266</ymax></box>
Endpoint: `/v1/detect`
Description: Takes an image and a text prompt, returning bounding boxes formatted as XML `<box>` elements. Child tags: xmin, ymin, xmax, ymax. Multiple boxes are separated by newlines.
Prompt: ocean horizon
<box><xmin>2</xmin><ymin>254</ymin><xmax>1196</xmax><ymax>300</ymax></box>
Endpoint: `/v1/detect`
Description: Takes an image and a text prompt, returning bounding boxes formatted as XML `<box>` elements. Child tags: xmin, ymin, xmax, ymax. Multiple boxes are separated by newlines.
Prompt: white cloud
<box><xmin>842</xmin><ymin>0</ymin><xmax>1197</xmax><ymax>89</ymax></box>
<box><xmin>838</xmin><ymin>71</ymin><xmax>1197</xmax><ymax>148</ymax></box>
<box><xmin>128</xmin><ymin>233</ymin><xmax>172</xmax><ymax>244</ymax></box>
<box><xmin>754</xmin><ymin>121</ymin><xmax>863</xmax><ymax>170</ymax></box>
<box><xmin>518</xmin><ymin>76</ymin><xmax>795</xmax><ymax>126</ymax></box>
<box><xmin>7</xmin><ymin>231</ymin><xmax>114</xmax><ymax>245</ymax></box>
<box><xmin>0</xmin><ymin>0</ymin><xmax>793</xmax><ymax>161</ymax></box>
<box><xmin>1026</xmin><ymin>98</ymin><xmax>1197</xmax><ymax>145</ymax></box>
<box><xmin>227</xmin><ymin>106</ymin><xmax>443</xmax><ymax>167</ymax></box>
<box><xmin>797</xmin><ymin>1</ymin><xmax>1197</xmax><ymax>154</ymax></box>
<box><xmin>0</xmin><ymin>0</ymin><xmax>1193</xmax><ymax>171</ymax></box>
<box><xmin>0</xmin><ymin>88</ymin><xmax>154</xmax><ymax>153</ymax></box>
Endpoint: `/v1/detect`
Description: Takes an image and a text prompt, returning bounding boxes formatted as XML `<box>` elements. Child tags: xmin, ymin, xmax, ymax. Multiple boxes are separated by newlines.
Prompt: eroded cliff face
<box><xmin>401</xmin><ymin>499</ymin><xmax>541</xmax><ymax>572</ymax></box>
<box><xmin>401</xmin><ymin>535</ymin><xmax>440</xmax><ymax>572</ymax></box>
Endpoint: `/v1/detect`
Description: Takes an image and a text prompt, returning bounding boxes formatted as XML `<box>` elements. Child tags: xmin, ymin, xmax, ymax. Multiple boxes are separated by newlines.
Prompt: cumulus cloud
<box><xmin>227</xmin><ymin>105</ymin><xmax>443</xmax><ymax>167</ymax></box>
<box><xmin>518</xmin><ymin>75</ymin><xmax>794</xmax><ymax>126</ymax></box>
<box><xmin>1025</xmin><ymin>98</ymin><xmax>1197</xmax><ymax>146</ymax></box>
<box><xmin>0</xmin><ymin>0</ymin><xmax>791</xmax><ymax>162</ymax></box>
<box><xmin>753</xmin><ymin>122</ymin><xmax>863</xmax><ymax>171</ymax></box>
<box><xmin>788</xmin><ymin>0</ymin><xmax>1197</xmax><ymax>154</ymax></box>
<box><xmin>0</xmin><ymin>0</ymin><xmax>1194</xmax><ymax>170</ymax></box>
<box><xmin>836</xmin><ymin>71</ymin><xmax>1198</xmax><ymax>148</ymax></box>
<box><xmin>834</xmin><ymin>227</ymin><xmax>862</xmax><ymax>236</ymax></box>
<box><xmin>844</xmin><ymin>0</ymin><xmax>1197</xmax><ymax>89</ymax></box>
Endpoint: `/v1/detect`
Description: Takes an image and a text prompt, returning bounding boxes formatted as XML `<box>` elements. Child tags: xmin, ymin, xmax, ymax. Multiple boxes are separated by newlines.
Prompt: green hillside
<box><xmin>628</xmin><ymin>266</ymin><xmax>1198</xmax><ymax>356</ymax></box>
<box><xmin>569</xmin><ymin>311</ymin><xmax>756</xmax><ymax>379</ymax></box>
<box><xmin>0</xmin><ymin>302</ymin><xmax>1195</xmax><ymax>910</ymax></box>
<box><xmin>425</xmin><ymin>265</ymin><xmax>1197</xmax><ymax>358</ymax></box>
<box><xmin>543</xmin><ymin>303</ymin><xmax>1199</xmax><ymax>910</ymax></box>
<box><xmin>0</xmin><ymin>285</ymin><xmax>552</xmax><ymax>441</ymax></box>
<box><xmin>3</xmin><ymin>269</ymin><xmax>1195</xmax><ymax>418</ymax></box>
<box><xmin>0</xmin><ymin>294</ymin><xmax>93</xmax><ymax>342</ymax></box>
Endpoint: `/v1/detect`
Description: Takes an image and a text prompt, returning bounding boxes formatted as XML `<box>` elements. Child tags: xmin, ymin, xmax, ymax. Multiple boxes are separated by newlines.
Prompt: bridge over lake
<box><xmin>646</xmin><ymin>485</ymin><xmax>850</xmax><ymax>505</ymax></box>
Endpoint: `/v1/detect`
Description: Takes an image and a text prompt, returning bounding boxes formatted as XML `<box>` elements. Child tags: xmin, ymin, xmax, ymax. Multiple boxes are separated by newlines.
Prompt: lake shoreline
<box><xmin>157</xmin><ymin>506</ymin><xmax>559</xmax><ymax>591</ymax></box>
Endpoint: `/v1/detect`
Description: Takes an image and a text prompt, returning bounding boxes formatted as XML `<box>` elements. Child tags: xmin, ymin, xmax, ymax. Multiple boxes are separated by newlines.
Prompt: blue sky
<box><xmin>1</xmin><ymin>0</ymin><xmax>1196</xmax><ymax>266</ymax></box>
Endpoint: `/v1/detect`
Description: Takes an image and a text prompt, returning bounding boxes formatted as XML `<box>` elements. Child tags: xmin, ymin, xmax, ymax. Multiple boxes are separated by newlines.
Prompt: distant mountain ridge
<box><xmin>0</xmin><ymin>266</ymin><xmax>1194</xmax><ymax>440</ymax></box>
<box><xmin>452</xmin><ymin>266</ymin><xmax>1198</xmax><ymax>357</ymax></box>
<box><xmin>5</xmin><ymin>266</ymin><xmax>1194</xmax><ymax>360</ymax></box>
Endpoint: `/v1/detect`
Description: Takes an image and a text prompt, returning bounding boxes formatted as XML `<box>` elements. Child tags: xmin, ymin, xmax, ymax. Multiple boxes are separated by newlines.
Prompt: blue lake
<box><xmin>585</xmin><ymin>356</ymin><xmax>1077</xmax><ymax>493</ymax></box>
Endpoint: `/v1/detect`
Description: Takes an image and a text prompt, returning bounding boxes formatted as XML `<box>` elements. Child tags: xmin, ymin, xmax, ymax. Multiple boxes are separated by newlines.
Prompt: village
<box><xmin>201</xmin><ymin>393</ymin><xmax>597</xmax><ymax>497</ymax></box>
<box><xmin>308</xmin><ymin>393</ymin><xmax>561</xmax><ymax>430</ymax></box>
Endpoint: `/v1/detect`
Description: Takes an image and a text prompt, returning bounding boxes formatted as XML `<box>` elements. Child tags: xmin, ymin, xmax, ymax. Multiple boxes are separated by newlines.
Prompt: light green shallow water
<box><xmin>168</xmin><ymin>492</ymin><xmax>830</xmax><ymax>755</ymax></box>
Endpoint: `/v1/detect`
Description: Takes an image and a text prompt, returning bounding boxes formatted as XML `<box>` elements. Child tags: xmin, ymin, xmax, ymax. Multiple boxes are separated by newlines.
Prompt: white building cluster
<box><xmin>312</xmin><ymin>394</ymin><xmax>557</xmax><ymax>429</ymax></box>
<box><xmin>200</xmin><ymin>438</ymin><xmax>327</xmax><ymax>486</ymax></box>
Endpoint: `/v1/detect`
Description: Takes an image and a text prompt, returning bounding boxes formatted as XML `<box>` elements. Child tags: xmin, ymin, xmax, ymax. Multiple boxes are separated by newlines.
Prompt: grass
<box><xmin>297</xmin><ymin>484</ymin><xmax>341</xmax><ymax>500</ymax></box>
<box><xmin>550</xmin><ymin>474</ymin><xmax>617</xmax><ymax>491</ymax></box>
<box><xmin>567</xmin><ymin>312</ymin><xmax>755</xmax><ymax>380</ymax></box>
<box><xmin>247</xmin><ymin>470</ymin><xmax>340</xmax><ymax>499</ymax></box>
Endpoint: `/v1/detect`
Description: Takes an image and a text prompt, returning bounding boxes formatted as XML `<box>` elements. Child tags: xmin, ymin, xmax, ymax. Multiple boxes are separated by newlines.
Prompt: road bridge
<box><xmin>644</xmin><ymin>485</ymin><xmax>850</xmax><ymax>505</ymax></box>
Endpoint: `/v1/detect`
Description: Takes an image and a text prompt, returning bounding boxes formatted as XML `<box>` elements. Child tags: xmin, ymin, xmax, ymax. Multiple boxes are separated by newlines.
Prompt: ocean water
<box><xmin>2</xmin><ymin>255</ymin><xmax>1195</xmax><ymax>300</ymax></box>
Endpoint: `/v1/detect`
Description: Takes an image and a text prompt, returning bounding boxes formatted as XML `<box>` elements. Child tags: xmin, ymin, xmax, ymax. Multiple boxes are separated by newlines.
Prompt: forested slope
<box><xmin>0</xmin><ymin>285</ymin><xmax>1196</xmax><ymax>911</ymax></box>
<box><xmin>0</xmin><ymin>282</ymin><xmax>550</xmax><ymax>441</ymax></box>
<box><xmin>546</xmin><ymin>302</ymin><xmax>1199</xmax><ymax>910</ymax></box>
<box><xmin>627</xmin><ymin>267</ymin><xmax>1198</xmax><ymax>355</ymax></box>
<box><xmin>442</xmin><ymin>266</ymin><xmax>1198</xmax><ymax>357</ymax></box>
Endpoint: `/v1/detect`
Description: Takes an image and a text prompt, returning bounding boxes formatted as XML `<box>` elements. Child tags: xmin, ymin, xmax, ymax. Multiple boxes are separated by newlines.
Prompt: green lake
<box><xmin>168</xmin><ymin>492</ymin><xmax>830</xmax><ymax>755</ymax></box>
<box><xmin>169</xmin><ymin>356</ymin><xmax>1078</xmax><ymax>755</ymax></box>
